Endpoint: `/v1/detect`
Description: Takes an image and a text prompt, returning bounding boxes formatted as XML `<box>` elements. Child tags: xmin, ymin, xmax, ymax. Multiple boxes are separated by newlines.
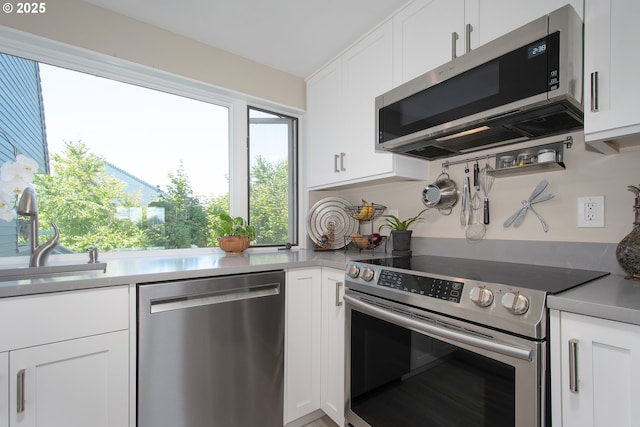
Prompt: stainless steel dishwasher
<box><xmin>137</xmin><ymin>270</ymin><xmax>285</xmax><ymax>427</ymax></box>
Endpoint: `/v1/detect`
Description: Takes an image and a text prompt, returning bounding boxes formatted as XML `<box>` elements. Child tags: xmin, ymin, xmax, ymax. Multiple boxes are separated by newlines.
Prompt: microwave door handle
<box><xmin>451</xmin><ymin>32</ymin><xmax>459</xmax><ymax>59</ymax></box>
<box><xmin>344</xmin><ymin>294</ymin><xmax>532</xmax><ymax>361</ymax></box>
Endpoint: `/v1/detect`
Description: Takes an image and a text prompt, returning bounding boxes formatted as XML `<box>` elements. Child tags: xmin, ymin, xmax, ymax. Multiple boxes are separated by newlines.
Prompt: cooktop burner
<box><xmin>355</xmin><ymin>255</ymin><xmax>609</xmax><ymax>295</ymax></box>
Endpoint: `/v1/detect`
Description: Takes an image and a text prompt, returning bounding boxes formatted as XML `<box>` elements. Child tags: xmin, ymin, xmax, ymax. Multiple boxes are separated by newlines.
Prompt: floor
<box><xmin>303</xmin><ymin>415</ymin><xmax>339</xmax><ymax>427</ymax></box>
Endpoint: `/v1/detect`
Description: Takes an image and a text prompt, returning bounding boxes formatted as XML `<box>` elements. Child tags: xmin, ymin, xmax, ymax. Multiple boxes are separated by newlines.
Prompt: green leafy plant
<box><xmin>378</xmin><ymin>208</ymin><xmax>428</xmax><ymax>232</ymax></box>
<box><xmin>213</xmin><ymin>213</ymin><xmax>256</xmax><ymax>240</ymax></box>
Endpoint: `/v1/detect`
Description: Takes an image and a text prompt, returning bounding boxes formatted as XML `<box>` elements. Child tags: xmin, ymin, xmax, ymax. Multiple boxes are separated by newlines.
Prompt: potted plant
<box><xmin>213</xmin><ymin>213</ymin><xmax>256</xmax><ymax>255</ymax></box>
<box><xmin>379</xmin><ymin>208</ymin><xmax>428</xmax><ymax>256</ymax></box>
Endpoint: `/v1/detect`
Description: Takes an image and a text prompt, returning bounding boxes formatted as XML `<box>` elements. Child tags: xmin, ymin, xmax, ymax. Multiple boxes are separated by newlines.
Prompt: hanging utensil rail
<box><xmin>441</xmin><ymin>136</ymin><xmax>573</xmax><ymax>172</ymax></box>
<box><xmin>442</xmin><ymin>154</ymin><xmax>496</xmax><ymax>170</ymax></box>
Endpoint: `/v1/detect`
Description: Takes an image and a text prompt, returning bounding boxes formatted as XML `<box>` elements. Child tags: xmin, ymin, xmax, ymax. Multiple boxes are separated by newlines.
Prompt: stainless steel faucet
<box><xmin>17</xmin><ymin>186</ymin><xmax>60</xmax><ymax>267</ymax></box>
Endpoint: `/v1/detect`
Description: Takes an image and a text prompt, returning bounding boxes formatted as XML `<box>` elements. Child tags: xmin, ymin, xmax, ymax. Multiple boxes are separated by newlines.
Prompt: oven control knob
<box><xmin>346</xmin><ymin>265</ymin><xmax>360</xmax><ymax>279</ymax></box>
<box><xmin>361</xmin><ymin>267</ymin><xmax>375</xmax><ymax>282</ymax></box>
<box><xmin>469</xmin><ymin>286</ymin><xmax>494</xmax><ymax>307</ymax></box>
<box><xmin>501</xmin><ymin>292</ymin><xmax>530</xmax><ymax>315</ymax></box>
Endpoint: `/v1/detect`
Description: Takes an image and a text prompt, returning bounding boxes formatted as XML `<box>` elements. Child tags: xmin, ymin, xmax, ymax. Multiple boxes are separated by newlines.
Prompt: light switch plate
<box><xmin>577</xmin><ymin>196</ymin><xmax>605</xmax><ymax>227</ymax></box>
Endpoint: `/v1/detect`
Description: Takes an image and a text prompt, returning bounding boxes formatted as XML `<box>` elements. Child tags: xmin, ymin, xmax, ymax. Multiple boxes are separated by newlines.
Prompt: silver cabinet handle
<box><xmin>465</xmin><ymin>23</ymin><xmax>473</xmax><ymax>53</ymax></box>
<box><xmin>590</xmin><ymin>72</ymin><xmax>599</xmax><ymax>112</ymax></box>
<box><xmin>569</xmin><ymin>338</ymin><xmax>579</xmax><ymax>392</ymax></box>
<box><xmin>334</xmin><ymin>154</ymin><xmax>340</xmax><ymax>173</ymax></box>
<box><xmin>17</xmin><ymin>369</ymin><xmax>25</xmax><ymax>413</ymax></box>
<box><xmin>451</xmin><ymin>32</ymin><xmax>459</xmax><ymax>59</ymax></box>
<box><xmin>339</xmin><ymin>152</ymin><xmax>346</xmax><ymax>172</ymax></box>
<box><xmin>335</xmin><ymin>281</ymin><xmax>343</xmax><ymax>307</ymax></box>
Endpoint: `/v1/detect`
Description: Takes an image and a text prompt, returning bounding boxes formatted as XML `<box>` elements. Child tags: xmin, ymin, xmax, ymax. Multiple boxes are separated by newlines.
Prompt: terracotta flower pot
<box><xmin>218</xmin><ymin>236</ymin><xmax>250</xmax><ymax>254</ymax></box>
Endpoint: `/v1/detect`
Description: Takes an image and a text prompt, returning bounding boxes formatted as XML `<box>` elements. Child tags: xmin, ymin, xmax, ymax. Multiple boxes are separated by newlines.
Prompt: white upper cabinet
<box><xmin>306</xmin><ymin>20</ymin><xmax>428</xmax><ymax>190</ymax></box>
<box><xmin>471</xmin><ymin>0</ymin><xmax>583</xmax><ymax>48</ymax></box>
<box><xmin>392</xmin><ymin>0</ymin><xmax>466</xmax><ymax>85</ymax></box>
<box><xmin>583</xmin><ymin>0</ymin><xmax>640</xmax><ymax>153</ymax></box>
<box><xmin>393</xmin><ymin>0</ymin><xmax>583</xmax><ymax>86</ymax></box>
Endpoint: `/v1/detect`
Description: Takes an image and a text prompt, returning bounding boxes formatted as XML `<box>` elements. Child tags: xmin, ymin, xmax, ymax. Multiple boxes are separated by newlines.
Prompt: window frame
<box><xmin>0</xmin><ymin>27</ymin><xmax>302</xmax><ymax>260</ymax></box>
<box><xmin>247</xmin><ymin>106</ymin><xmax>299</xmax><ymax>247</ymax></box>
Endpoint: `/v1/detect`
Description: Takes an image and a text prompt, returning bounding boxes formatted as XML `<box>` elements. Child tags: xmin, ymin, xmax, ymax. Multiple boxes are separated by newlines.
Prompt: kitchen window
<box><xmin>248</xmin><ymin>107</ymin><xmax>298</xmax><ymax>246</ymax></box>
<box><xmin>0</xmin><ymin>38</ymin><xmax>299</xmax><ymax>258</ymax></box>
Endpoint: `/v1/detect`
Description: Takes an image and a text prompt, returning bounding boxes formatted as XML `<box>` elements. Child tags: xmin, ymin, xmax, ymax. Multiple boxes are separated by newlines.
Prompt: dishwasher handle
<box><xmin>150</xmin><ymin>282</ymin><xmax>281</xmax><ymax>313</ymax></box>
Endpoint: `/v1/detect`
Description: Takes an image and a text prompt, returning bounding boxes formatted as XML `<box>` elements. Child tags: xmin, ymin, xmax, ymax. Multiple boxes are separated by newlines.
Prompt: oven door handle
<box><xmin>344</xmin><ymin>294</ymin><xmax>532</xmax><ymax>361</ymax></box>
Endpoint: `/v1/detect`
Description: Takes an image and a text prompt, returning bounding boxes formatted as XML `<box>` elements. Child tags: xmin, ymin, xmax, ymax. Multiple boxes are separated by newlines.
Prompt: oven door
<box><xmin>345</xmin><ymin>290</ymin><xmax>546</xmax><ymax>427</ymax></box>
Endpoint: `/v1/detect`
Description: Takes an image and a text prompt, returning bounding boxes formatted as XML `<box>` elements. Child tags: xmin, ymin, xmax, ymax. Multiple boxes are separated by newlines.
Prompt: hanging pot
<box><xmin>422</xmin><ymin>172</ymin><xmax>459</xmax><ymax>215</ymax></box>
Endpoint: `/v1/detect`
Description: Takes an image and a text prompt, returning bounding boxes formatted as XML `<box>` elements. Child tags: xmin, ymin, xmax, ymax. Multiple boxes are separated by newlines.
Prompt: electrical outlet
<box><xmin>577</xmin><ymin>196</ymin><xmax>605</xmax><ymax>227</ymax></box>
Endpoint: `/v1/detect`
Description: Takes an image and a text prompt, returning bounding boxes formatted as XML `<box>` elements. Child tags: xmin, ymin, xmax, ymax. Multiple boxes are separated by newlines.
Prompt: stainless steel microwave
<box><xmin>375</xmin><ymin>4</ymin><xmax>583</xmax><ymax>160</ymax></box>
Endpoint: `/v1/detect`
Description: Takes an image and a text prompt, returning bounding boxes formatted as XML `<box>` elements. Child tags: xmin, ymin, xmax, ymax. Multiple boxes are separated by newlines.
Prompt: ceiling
<box><xmin>82</xmin><ymin>0</ymin><xmax>410</xmax><ymax>78</ymax></box>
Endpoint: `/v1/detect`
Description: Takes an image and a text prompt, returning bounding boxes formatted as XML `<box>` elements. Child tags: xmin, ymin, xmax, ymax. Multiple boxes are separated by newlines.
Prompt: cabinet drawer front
<box><xmin>0</xmin><ymin>286</ymin><xmax>128</xmax><ymax>352</ymax></box>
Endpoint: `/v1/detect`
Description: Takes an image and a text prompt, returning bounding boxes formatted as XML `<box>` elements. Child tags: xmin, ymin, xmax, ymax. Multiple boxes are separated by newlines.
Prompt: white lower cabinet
<box><xmin>551</xmin><ymin>310</ymin><xmax>640</xmax><ymax>426</ymax></box>
<box><xmin>284</xmin><ymin>268</ymin><xmax>322</xmax><ymax>424</ymax></box>
<box><xmin>8</xmin><ymin>331</ymin><xmax>128</xmax><ymax>427</ymax></box>
<box><xmin>0</xmin><ymin>286</ymin><xmax>130</xmax><ymax>427</ymax></box>
<box><xmin>320</xmin><ymin>268</ymin><xmax>346</xmax><ymax>426</ymax></box>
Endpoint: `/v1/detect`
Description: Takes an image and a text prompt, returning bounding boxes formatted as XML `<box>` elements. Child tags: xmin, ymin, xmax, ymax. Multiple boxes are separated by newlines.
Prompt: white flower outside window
<box><xmin>0</xmin><ymin>154</ymin><xmax>38</xmax><ymax>221</ymax></box>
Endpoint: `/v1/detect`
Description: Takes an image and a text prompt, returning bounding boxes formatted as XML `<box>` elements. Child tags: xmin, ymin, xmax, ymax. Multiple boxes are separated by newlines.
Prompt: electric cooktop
<box><xmin>354</xmin><ymin>255</ymin><xmax>609</xmax><ymax>295</ymax></box>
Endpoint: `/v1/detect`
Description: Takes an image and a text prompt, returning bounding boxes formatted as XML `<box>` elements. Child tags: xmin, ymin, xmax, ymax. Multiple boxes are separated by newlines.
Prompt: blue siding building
<box><xmin>0</xmin><ymin>53</ymin><xmax>49</xmax><ymax>256</ymax></box>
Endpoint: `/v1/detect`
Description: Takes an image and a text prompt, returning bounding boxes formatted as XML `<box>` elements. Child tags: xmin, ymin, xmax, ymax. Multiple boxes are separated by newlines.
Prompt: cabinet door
<box><xmin>1</xmin><ymin>352</ymin><xmax>7</xmax><ymax>427</ymax></box>
<box><xmin>471</xmin><ymin>0</ymin><xmax>583</xmax><ymax>47</ymax></box>
<box><xmin>306</xmin><ymin>59</ymin><xmax>344</xmax><ymax>188</ymax></box>
<box><xmin>584</xmin><ymin>0</ymin><xmax>640</xmax><ymax>146</ymax></box>
<box><xmin>320</xmin><ymin>268</ymin><xmax>346</xmax><ymax>426</ymax></box>
<box><xmin>557</xmin><ymin>312</ymin><xmax>640</xmax><ymax>427</ymax></box>
<box><xmin>284</xmin><ymin>268</ymin><xmax>322</xmax><ymax>424</ymax></box>
<box><xmin>9</xmin><ymin>331</ymin><xmax>129</xmax><ymax>427</ymax></box>
<box><xmin>393</xmin><ymin>0</ymin><xmax>465</xmax><ymax>85</ymax></box>
<box><xmin>341</xmin><ymin>20</ymin><xmax>395</xmax><ymax>184</ymax></box>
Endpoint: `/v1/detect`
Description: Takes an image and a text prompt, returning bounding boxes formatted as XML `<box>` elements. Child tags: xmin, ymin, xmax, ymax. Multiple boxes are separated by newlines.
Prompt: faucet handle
<box><xmin>87</xmin><ymin>246</ymin><xmax>99</xmax><ymax>264</ymax></box>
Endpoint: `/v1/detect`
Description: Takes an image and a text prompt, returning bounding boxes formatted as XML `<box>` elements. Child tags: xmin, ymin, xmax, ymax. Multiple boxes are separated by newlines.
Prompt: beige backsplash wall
<box><xmin>313</xmin><ymin>131</ymin><xmax>640</xmax><ymax>244</ymax></box>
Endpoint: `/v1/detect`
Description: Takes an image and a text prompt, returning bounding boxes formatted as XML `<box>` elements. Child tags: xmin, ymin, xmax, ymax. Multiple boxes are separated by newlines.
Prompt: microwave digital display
<box><xmin>528</xmin><ymin>40</ymin><xmax>547</xmax><ymax>59</ymax></box>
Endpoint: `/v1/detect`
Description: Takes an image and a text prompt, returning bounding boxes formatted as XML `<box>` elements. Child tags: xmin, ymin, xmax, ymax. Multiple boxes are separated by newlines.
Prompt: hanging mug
<box><xmin>422</xmin><ymin>172</ymin><xmax>459</xmax><ymax>215</ymax></box>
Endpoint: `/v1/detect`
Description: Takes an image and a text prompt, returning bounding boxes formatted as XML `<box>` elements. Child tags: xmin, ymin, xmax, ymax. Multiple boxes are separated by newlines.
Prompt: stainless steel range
<box><xmin>344</xmin><ymin>255</ymin><xmax>608</xmax><ymax>427</ymax></box>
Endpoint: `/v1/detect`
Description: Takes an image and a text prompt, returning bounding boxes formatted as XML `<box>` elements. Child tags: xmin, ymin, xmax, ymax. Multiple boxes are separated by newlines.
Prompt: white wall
<box><xmin>331</xmin><ymin>131</ymin><xmax>640</xmax><ymax>244</ymax></box>
<box><xmin>0</xmin><ymin>0</ymin><xmax>305</xmax><ymax>110</ymax></box>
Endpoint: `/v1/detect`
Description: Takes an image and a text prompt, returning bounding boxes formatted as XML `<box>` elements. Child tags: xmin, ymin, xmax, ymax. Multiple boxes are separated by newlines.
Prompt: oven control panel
<box><xmin>378</xmin><ymin>269</ymin><xmax>464</xmax><ymax>303</ymax></box>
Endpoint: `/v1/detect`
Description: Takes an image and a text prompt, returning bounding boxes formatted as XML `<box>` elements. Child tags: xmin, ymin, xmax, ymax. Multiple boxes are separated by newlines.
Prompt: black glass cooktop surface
<box><xmin>354</xmin><ymin>255</ymin><xmax>609</xmax><ymax>295</ymax></box>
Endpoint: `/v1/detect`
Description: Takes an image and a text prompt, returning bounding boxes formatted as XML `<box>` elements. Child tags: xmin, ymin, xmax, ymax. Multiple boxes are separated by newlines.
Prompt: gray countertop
<box><xmin>0</xmin><ymin>249</ymin><xmax>362</xmax><ymax>298</ymax></box>
<box><xmin>547</xmin><ymin>274</ymin><xmax>640</xmax><ymax>325</ymax></box>
<box><xmin>3</xmin><ymin>249</ymin><xmax>640</xmax><ymax>326</ymax></box>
